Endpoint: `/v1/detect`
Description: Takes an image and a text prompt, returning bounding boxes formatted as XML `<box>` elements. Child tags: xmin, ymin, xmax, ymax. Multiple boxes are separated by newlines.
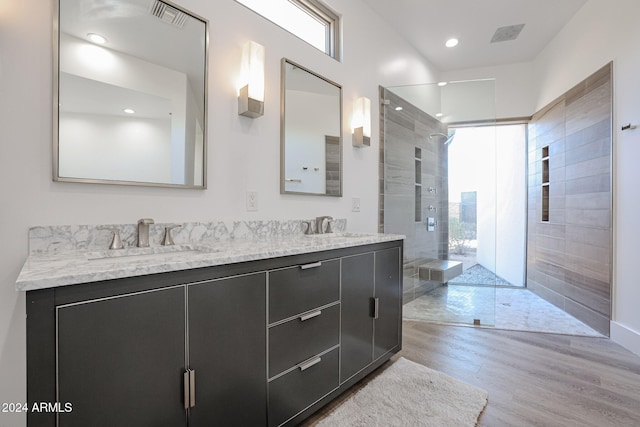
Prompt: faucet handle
<box><xmin>302</xmin><ymin>221</ymin><xmax>314</xmax><ymax>235</ymax></box>
<box><xmin>326</xmin><ymin>219</ymin><xmax>334</xmax><ymax>234</ymax></box>
<box><xmin>161</xmin><ymin>225</ymin><xmax>181</xmax><ymax>246</ymax></box>
<box><xmin>98</xmin><ymin>227</ymin><xmax>124</xmax><ymax>250</ymax></box>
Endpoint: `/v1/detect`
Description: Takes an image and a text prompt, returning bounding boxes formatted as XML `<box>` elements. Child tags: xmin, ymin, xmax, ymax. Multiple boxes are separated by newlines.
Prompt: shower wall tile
<box><xmin>564</xmin><ymin>299</ymin><xmax>609</xmax><ymax>335</ymax></box>
<box><xmin>565</xmin><ymin>225</ymin><xmax>610</xmax><ymax>248</ymax></box>
<box><xmin>380</xmin><ymin>86</ymin><xmax>448</xmax><ymax>276</ymax></box>
<box><xmin>527</xmin><ymin>63</ymin><xmax>612</xmax><ymax>335</ymax></box>
<box><xmin>565</xmin><ymin>156</ymin><xmax>610</xmax><ymax>180</ymax></box>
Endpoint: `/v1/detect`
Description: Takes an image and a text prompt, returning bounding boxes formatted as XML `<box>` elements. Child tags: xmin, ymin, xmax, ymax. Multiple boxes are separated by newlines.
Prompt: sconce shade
<box><xmin>238</xmin><ymin>40</ymin><xmax>265</xmax><ymax>118</ymax></box>
<box><xmin>352</xmin><ymin>96</ymin><xmax>371</xmax><ymax>147</ymax></box>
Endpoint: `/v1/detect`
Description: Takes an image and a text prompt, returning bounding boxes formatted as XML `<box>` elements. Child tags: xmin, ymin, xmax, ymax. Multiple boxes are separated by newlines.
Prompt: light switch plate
<box><xmin>246</xmin><ymin>191</ymin><xmax>258</xmax><ymax>211</ymax></box>
<box><xmin>352</xmin><ymin>197</ymin><xmax>361</xmax><ymax>212</ymax></box>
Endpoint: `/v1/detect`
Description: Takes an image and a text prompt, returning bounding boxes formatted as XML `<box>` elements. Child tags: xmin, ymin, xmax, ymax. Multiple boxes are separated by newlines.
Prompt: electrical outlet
<box><xmin>352</xmin><ymin>197</ymin><xmax>361</xmax><ymax>212</ymax></box>
<box><xmin>246</xmin><ymin>191</ymin><xmax>258</xmax><ymax>211</ymax></box>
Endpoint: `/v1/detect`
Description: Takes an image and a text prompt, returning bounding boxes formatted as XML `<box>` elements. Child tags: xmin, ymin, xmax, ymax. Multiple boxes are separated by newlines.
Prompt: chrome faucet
<box><xmin>137</xmin><ymin>218</ymin><xmax>154</xmax><ymax>247</ymax></box>
<box><xmin>315</xmin><ymin>216</ymin><xmax>333</xmax><ymax>234</ymax></box>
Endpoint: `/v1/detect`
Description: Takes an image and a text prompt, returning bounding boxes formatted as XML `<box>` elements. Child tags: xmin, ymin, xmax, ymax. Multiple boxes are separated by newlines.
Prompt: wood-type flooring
<box><xmin>304</xmin><ymin>320</ymin><xmax>640</xmax><ymax>426</ymax></box>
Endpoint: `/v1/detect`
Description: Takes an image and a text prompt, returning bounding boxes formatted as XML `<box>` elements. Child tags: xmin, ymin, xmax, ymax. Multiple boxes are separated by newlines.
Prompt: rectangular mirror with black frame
<box><xmin>54</xmin><ymin>0</ymin><xmax>208</xmax><ymax>188</ymax></box>
<box><xmin>281</xmin><ymin>59</ymin><xmax>342</xmax><ymax>196</ymax></box>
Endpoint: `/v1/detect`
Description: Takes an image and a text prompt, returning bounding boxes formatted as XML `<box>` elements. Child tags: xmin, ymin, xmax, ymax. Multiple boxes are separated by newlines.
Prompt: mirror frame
<box><xmin>280</xmin><ymin>58</ymin><xmax>343</xmax><ymax>197</ymax></box>
<box><xmin>52</xmin><ymin>0</ymin><xmax>209</xmax><ymax>189</ymax></box>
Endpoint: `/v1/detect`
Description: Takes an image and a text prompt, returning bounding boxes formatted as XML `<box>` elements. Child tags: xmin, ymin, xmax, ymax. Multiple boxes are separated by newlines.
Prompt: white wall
<box><xmin>530</xmin><ymin>0</ymin><xmax>640</xmax><ymax>354</ymax></box>
<box><xmin>0</xmin><ymin>1</ymin><xmax>439</xmax><ymax>424</ymax></box>
<box><xmin>495</xmin><ymin>125</ymin><xmax>527</xmax><ymax>286</ymax></box>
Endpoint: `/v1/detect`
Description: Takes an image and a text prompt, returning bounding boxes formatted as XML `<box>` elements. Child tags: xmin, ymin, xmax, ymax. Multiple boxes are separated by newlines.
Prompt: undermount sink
<box><xmin>86</xmin><ymin>244</ymin><xmax>220</xmax><ymax>262</ymax></box>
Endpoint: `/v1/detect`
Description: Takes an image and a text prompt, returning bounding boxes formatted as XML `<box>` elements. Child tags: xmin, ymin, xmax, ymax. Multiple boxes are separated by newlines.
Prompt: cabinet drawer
<box><xmin>269</xmin><ymin>303</ymin><xmax>340</xmax><ymax>377</ymax></box>
<box><xmin>268</xmin><ymin>347</ymin><xmax>339</xmax><ymax>427</ymax></box>
<box><xmin>269</xmin><ymin>259</ymin><xmax>340</xmax><ymax>323</ymax></box>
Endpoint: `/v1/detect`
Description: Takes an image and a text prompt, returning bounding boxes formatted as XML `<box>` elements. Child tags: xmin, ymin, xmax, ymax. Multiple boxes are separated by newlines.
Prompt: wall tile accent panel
<box><xmin>527</xmin><ymin>63</ymin><xmax>612</xmax><ymax>335</ymax></box>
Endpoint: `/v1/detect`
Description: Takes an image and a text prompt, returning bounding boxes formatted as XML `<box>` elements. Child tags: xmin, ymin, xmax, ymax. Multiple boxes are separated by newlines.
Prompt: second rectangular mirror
<box><xmin>281</xmin><ymin>59</ymin><xmax>342</xmax><ymax>196</ymax></box>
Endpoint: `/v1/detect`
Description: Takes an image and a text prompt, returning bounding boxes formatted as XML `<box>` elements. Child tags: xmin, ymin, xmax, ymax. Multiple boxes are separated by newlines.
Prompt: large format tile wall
<box><xmin>527</xmin><ymin>63</ymin><xmax>612</xmax><ymax>335</ymax></box>
<box><xmin>379</xmin><ymin>87</ymin><xmax>449</xmax><ymax>304</ymax></box>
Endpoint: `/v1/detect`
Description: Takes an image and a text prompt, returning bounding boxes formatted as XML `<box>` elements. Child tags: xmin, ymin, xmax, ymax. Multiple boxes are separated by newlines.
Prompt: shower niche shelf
<box><xmin>541</xmin><ymin>146</ymin><xmax>550</xmax><ymax>222</ymax></box>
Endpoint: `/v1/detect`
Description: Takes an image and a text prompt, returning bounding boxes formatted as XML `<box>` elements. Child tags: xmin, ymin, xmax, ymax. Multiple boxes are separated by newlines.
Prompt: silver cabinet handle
<box><xmin>300</xmin><ymin>261</ymin><xmax>322</xmax><ymax>270</ymax></box>
<box><xmin>370</xmin><ymin>297</ymin><xmax>380</xmax><ymax>319</ymax></box>
<box><xmin>183</xmin><ymin>371</ymin><xmax>190</xmax><ymax>409</ymax></box>
<box><xmin>189</xmin><ymin>369</ymin><xmax>196</xmax><ymax>408</ymax></box>
<box><xmin>184</xmin><ymin>369</ymin><xmax>196</xmax><ymax>409</ymax></box>
<box><xmin>298</xmin><ymin>357</ymin><xmax>322</xmax><ymax>372</ymax></box>
<box><xmin>299</xmin><ymin>310</ymin><xmax>322</xmax><ymax>322</ymax></box>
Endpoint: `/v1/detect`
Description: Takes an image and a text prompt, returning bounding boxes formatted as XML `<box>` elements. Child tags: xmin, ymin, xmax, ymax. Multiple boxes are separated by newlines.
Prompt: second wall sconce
<box><xmin>352</xmin><ymin>96</ymin><xmax>371</xmax><ymax>147</ymax></box>
<box><xmin>238</xmin><ymin>40</ymin><xmax>265</xmax><ymax>118</ymax></box>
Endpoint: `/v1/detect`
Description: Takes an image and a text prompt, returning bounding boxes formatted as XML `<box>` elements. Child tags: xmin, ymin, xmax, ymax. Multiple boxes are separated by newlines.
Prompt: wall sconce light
<box><xmin>352</xmin><ymin>96</ymin><xmax>371</xmax><ymax>147</ymax></box>
<box><xmin>238</xmin><ymin>40</ymin><xmax>265</xmax><ymax>118</ymax></box>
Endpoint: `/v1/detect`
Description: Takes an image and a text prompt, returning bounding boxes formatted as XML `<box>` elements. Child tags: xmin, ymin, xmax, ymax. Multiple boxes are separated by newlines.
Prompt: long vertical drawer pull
<box><xmin>298</xmin><ymin>357</ymin><xmax>322</xmax><ymax>371</ymax></box>
<box><xmin>299</xmin><ymin>310</ymin><xmax>322</xmax><ymax>322</ymax></box>
<box><xmin>183</xmin><ymin>371</ymin><xmax>190</xmax><ymax>409</ymax></box>
<box><xmin>300</xmin><ymin>261</ymin><xmax>322</xmax><ymax>270</ymax></box>
<box><xmin>189</xmin><ymin>369</ymin><xmax>196</xmax><ymax>408</ymax></box>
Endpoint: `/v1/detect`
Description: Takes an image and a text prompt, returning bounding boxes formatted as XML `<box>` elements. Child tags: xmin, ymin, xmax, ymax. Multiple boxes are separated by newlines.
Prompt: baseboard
<box><xmin>611</xmin><ymin>321</ymin><xmax>640</xmax><ymax>356</ymax></box>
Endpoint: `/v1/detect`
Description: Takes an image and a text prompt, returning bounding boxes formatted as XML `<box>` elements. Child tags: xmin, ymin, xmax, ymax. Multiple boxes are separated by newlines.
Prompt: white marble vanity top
<box><xmin>16</xmin><ymin>223</ymin><xmax>404</xmax><ymax>291</ymax></box>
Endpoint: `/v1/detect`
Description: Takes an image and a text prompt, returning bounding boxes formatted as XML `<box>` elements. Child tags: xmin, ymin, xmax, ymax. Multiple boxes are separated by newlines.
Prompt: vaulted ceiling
<box><xmin>361</xmin><ymin>0</ymin><xmax>587</xmax><ymax>72</ymax></box>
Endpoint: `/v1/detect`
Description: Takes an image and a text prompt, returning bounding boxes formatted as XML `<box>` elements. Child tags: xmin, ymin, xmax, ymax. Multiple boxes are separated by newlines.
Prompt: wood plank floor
<box><xmin>303</xmin><ymin>321</ymin><xmax>640</xmax><ymax>426</ymax></box>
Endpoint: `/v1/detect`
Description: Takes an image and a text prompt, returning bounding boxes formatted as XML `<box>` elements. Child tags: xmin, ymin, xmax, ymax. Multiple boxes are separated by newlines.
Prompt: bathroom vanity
<box><xmin>18</xmin><ymin>222</ymin><xmax>403</xmax><ymax>426</ymax></box>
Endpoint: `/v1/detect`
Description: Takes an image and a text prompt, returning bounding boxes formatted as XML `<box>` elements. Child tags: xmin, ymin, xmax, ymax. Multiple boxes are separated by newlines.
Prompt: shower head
<box><xmin>429</xmin><ymin>131</ymin><xmax>456</xmax><ymax>145</ymax></box>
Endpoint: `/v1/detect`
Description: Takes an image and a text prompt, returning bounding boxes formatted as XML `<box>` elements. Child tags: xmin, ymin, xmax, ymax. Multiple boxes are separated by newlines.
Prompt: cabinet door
<box><xmin>188</xmin><ymin>273</ymin><xmax>267</xmax><ymax>426</ymax></box>
<box><xmin>57</xmin><ymin>286</ymin><xmax>187</xmax><ymax>427</ymax></box>
<box><xmin>340</xmin><ymin>252</ymin><xmax>374</xmax><ymax>383</ymax></box>
<box><xmin>374</xmin><ymin>247</ymin><xmax>402</xmax><ymax>359</ymax></box>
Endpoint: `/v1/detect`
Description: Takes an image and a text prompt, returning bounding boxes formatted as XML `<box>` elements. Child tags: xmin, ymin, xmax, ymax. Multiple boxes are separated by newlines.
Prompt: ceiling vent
<box><xmin>149</xmin><ymin>0</ymin><xmax>187</xmax><ymax>28</ymax></box>
<box><xmin>490</xmin><ymin>24</ymin><xmax>525</xmax><ymax>43</ymax></box>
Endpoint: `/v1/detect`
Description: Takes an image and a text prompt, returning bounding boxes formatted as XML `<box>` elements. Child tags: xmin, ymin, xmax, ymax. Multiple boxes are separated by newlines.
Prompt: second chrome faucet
<box><xmin>137</xmin><ymin>218</ymin><xmax>154</xmax><ymax>247</ymax></box>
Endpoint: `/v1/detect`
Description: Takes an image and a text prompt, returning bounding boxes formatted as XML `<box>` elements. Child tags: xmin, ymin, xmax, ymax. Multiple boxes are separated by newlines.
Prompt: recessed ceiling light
<box><xmin>437</xmin><ymin>82</ymin><xmax>448</xmax><ymax>87</ymax></box>
<box><xmin>436</xmin><ymin>113</ymin><xmax>443</xmax><ymax>117</ymax></box>
<box><xmin>87</xmin><ymin>33</ymin><xmax>107</xmax><ymax>44</ymax></box>
<box><xmin>445</xmin><ymin>38</ymin><xmax>459</xmax><ymax>48</ymax></box>
<box><xmin>395</xmin><ymin>106</ymin><xmax>403</xmax><ymax>111</ymax></box>
<box><xmin>123</xmin><ymin>108</ymin><xmax>135</xmax><ymax>114</ymax></box>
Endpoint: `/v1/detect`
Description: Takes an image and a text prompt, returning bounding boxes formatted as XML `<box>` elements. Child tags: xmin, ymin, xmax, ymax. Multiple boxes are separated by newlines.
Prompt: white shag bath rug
<box><xmin>317</xmin><ymin>357</ymin><xmax>488</xmax><ymax>426</ymax></box>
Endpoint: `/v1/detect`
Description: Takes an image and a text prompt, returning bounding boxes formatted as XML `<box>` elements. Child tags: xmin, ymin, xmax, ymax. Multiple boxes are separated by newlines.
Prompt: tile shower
<box><xmin>379</xmin><ymin>87</ymin><xmax>449</xmax><ymax>304</ymax></box>
<box><xmin>380</xmin><ymin>65</ymin><xmax>611</xmax><ymax>336</ymax></box>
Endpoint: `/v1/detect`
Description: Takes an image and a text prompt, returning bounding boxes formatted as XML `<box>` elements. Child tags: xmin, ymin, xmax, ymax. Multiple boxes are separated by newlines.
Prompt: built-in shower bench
<box><xmin>418</xmin><ymin>259</ymin><xmax>463</xmax><ymax>283</ymax></box>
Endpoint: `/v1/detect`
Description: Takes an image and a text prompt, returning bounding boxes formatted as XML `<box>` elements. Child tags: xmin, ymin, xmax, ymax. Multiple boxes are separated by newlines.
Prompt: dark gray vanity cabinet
<box><xmin>373</xmin><ymin>247</ymin><xmax>402</xmax><ymax>358</ymax></box>
<box><xmin>29</xmin><ymin>270</ymin><xmax>267</xmax><ymax>427</ymax></box>
<box><xmin>27</xmin><ymin>240</ymin><xmax>402</xmax><ymax>427</ymax></box>
<box><xmin>340</xmin><ymin>247</ymin><xmax>402</xmax><ymax>383</ymax></box>
<box><xmin>187</xmin><ymin>273</ymin><xmax>267</xmax><ymax>426</ymax></box>
<box><xmin>57</xmin><ymin>286</ymin><xmax>187</xmax><ymax>427</ymax></box>
<box><xmin>267</xmin><ymin>259</ymin><xmax>341</xmax><ymax>427</ymax></box>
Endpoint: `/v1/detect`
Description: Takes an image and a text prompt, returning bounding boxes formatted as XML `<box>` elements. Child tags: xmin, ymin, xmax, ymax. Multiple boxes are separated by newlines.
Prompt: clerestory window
<box><xmin>235</xmin><ymin>0</ymin><xmax>341</xmax><ymax>60</ymax></box>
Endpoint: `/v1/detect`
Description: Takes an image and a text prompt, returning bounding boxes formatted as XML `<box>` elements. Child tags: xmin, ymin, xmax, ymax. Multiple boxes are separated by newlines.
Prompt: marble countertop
<box><xmin>16</xmin><ymin>232</ymin><xmax>404</xmax><ymax>291</ymax></box>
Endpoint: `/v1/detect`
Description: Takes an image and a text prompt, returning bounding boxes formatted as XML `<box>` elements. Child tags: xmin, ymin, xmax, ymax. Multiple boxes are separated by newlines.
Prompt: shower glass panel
<box><xmin>380</xmin><ymin>79</ymin><xmax>497</xmax><ymax>327</ymax></box>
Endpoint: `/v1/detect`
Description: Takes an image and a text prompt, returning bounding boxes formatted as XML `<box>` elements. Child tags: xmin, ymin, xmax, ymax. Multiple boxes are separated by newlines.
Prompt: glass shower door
<box><xmin>380</xmin><ymin>80</ymin><xmax>497</xmax><ymax>327</ymax></box>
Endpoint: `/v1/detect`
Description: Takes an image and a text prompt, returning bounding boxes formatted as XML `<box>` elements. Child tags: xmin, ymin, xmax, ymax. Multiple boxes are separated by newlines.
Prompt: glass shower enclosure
<box><xmin>380</xmin><ymin>79</ymin><xmax>498</xmax><ymax>327</ymax></box>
